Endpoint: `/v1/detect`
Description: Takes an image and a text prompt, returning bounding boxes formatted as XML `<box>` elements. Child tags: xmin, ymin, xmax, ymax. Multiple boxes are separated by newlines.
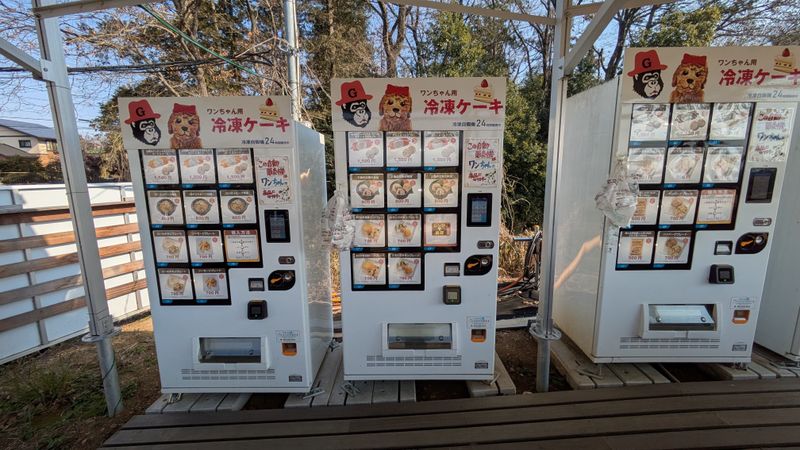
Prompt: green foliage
<box><xmin>0</xmin><ymin>156</ymin><xmax>62</xmax><ymax>184</ymax></box>
<box><xmin>632</xmin><ymin>5</ymin><xmax>722</xmax><ymax>48</ymax></box>
<box><xmin>424</xmin><ymin>12</ymin><xmax>486</xmax><ymax>77</ymax></box>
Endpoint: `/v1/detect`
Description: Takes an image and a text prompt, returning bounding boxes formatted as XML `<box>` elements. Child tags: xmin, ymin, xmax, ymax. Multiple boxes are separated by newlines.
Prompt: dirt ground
<box><xmin>0</xmin><ymin>315</ymin><xmax>562</xmax><ymax>449</ymax></box>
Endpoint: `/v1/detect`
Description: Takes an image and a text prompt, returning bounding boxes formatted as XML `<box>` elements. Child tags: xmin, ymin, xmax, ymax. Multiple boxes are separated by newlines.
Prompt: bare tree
<box><xmin>371</xmin><ymin>0</ymin><xmax>408</xmax><ymax>77</ymax></box>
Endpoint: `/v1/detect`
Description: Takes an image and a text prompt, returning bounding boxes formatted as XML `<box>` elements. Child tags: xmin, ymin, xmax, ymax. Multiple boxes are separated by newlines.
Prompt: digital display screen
<box><xmin>750</xmin><ymin>175</ymin><xmax>771</xmax><ymax>199</ymax></box>
<box><xmin>467</xmin><ymin>193</ymin><xmax>492</xmax><ymax>227</ymax></box>
<box><xmin>471</xmin><ymin>199</ymin><xmax>488</xmax><ymax>223</ymax></box>
<box><xmin>746</xmin><ymin>168</ymin><xmax>776</xmax><ymax>203</ymax></box>
<box><xmin>265</xmin><ymin>210</ymin><xmax>290</xmax><ymax>242</ymax></box>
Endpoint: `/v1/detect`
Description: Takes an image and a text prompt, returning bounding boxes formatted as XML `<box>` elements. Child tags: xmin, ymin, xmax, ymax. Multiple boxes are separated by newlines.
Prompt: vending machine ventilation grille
<box><xmin>180</xmin><ymin>368</ymin><xmax>276</xmax><ymax>381</ymax></box>
<box><xmin>619</xmin><ymin>337</ymin><xmax>720</xmax><ymax>350</ymax></box>
<box><xmin>366</xmin><ymin>355</ymin><xmax>463</xmax><ymax>367</ymax></box>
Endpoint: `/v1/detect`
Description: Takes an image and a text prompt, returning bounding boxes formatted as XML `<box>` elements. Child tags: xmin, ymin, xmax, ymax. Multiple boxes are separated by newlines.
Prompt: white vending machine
<box><xmin>331</xmin><ymin>78</ymin><xmax>506</xmax><ymax>380</ymax></box>
<box><xmin>553</xmin><ymin>46</ymin><xmax>800</xmax><ymax>363</ymax></box>
<box><xmin>119</xmin><ymin>96</ymin><xmax>332</xmax><ymax>393</ymax></box>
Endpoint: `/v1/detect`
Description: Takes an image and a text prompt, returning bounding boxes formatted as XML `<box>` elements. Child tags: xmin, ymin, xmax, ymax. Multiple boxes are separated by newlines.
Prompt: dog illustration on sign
<box><xmin>168</xmin><ymin>103</ymin><xmax>203</xmax><ymax>149</ymax></box>
<box><xmin>379</xmin><ymin>84</ymin><xmax>412</xmax><ymax>131</ymax></box>
<box><xmin>670</xmin><ymin>53</ymin><xmax>707</xmax><ymax>103</ymax></box>
<box><xmin>627</xmin><ymin>50</ymin><xmax>667</xmax><ymax>99</ymax></box>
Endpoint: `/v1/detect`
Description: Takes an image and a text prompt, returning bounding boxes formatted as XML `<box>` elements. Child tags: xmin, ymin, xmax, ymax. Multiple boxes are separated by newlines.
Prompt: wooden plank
<box><xmin>494</xmin><ymin>353</ymin><xmax>517</xmax><ymax>395</ymax></box>
<box><xmin>217</xmin><ymin>393</ymin><xmax>251</xmax><ymax>412</ymax></box>
<box><xmin>466</xmin><ymin>379</ymin><xmax>499</xmax><ymax>398</ymax></box>
<box><xmin>634</xmin><ymin>363</ymin><xmax>671</xmax><ymax>384</ymax></box>
<box><xmin>0</xmin><ymin>278</ymin><xmax>147</xmax><ymax>332</ymax></box>
<box><xmin>310</xmin><ymin>347</ymin><xmax>343</xmax><ymax>407</ymax></box>
<box><xmin>283</xmin><ymin>390</ymin><xmax>314</xmax><ymax>408</ymax></box>
<box><xmin>399</xmin><ymin>380</ymin><xmax>416</xmax><ymax>402</ymax></box>
<box><xmin>0</xmin><ymin>241</ymin><xmax>141</xmax><ymax>278</ymax></box>
<box><xmin>699</xmin><ymin>363</ymin><xmax>759</xmax><ymax>381</ymax></box>
<box><xmin>752</xmin><ymin>352</ymin><xmax>799</xmax><ymax>378</ymax></box>
<box><xmin>145</xmin><ymin>394</ymin><xmax>172</xmax><ymax>415</ymax></box>
<box><xmin>747</xmin><ymin>361</ymin><xmax>779</xmax><ymax>379</ymax></box>
<box><xmin>327</xmin><ymin>364</ymin><xmax>347</xmax><ymax>406</ymax></box>
<box><xmin>607</xmin><ymin>363</ymin><xmax>652</xmax><ymax>386</ymax></box>
<box><xmin>161</xmin><ymin>393</ymin><xmax>201</xmax><ymax>413</ymax></box>
<box><xmin>189</xmin><ymin>394</ymin><xmax>226</xmax><ymax>413</ymax></box>
<box><xmin>550</xmin><ymin>337</ymin><xmax>596</xmax><ymax>389</ymax></box>
<box><xmin>0</xmin><ymin>201</ymin><xmax>136</xmax><ymax>225</ymax></box>
<box><xmin>104</xmin><ymin>407</ymin><xmax>800</xmax><ymax>449</ymax></box>
<box><xmin>0</xmin><ymin>222</ymin><xmax>139</xmax><ymax>253</ymax></box>
<box><xmin>121</xmin><ymin>379</ymin><xmax>800</xmax><ymax>429</ymax></box>
<box><xmin>345</xmin><ymin>380</ymin><xmax>374</xmax><ymax>405</ymax></box>
<box><xmin>371</xmin><ymin>380</ymin><xmax>399</xmax><ymax>404</ymax></box>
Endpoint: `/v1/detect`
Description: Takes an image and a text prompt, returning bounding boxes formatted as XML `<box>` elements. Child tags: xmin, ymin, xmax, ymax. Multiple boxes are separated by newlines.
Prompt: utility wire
<box><xmin>138</xmin><ymin>4</ymin><xmax>262</xmax><ymax>78</ymax></box>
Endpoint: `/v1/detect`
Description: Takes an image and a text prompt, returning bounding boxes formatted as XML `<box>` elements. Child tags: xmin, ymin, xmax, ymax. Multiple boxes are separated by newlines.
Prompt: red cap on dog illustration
<box><xmin>124</xmin><ymin>99</ymin><xmax>162</xmax><ymax>146</ymax></box>
<box><xmin>627</xmin><ymin>50</ymin><xmax>668</xmax><ymax>100</ymax></box>
<box><xmin>336</xmin><ymin>81</ymin><xmax>373</xmax><ymax>128</ymax></box>
<box><xmin>670</xmin><ymin>53</ymin><xmax>708</xmax><ymax>103</ymax></box>
<box><xmin>168</xmin><ymin>103</ymin><xmax>203</xmax><ymax>149</ymax></box>
<box><xmin>379</xmin><ymin>84</ymin><xmax>412</xmax><ymax>131</ymax></box>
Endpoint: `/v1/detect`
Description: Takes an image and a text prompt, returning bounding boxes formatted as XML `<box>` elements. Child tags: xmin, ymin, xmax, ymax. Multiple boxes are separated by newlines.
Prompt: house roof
<box><xmin>0</xmin><ymin>143</ymin><xmax>38</xmax><ymax>158</ymax></box>
<box><xmin>0</xmin><ymin>119</ymin><xmax>57</xmax><ymax>141</ymax></box>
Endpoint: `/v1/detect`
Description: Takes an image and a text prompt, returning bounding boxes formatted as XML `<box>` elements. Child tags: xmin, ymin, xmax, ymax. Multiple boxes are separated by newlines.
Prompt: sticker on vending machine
<box><xmin>179</xmin><ymin>149</ymin><xmax>216</xmax><ymax>184</ymax></box>
<box><xmin>653</xmin><ymin>231</ymin><xmax>692</xmax><ymax>265</ymax></box>
<box><xmin>216</xmin><ymin>148</ymin><xmax>254</xmax><ymax>184</ymax></box>
<box><xmin>223</xmin><ymin>229</ymin><xmax>261</xmax><ymax>263</ymax></box>
<box><xmin>349</xmin><ymin>173</ymin><xmax>385</xmax><ymax>209</ymax></box>
<box><xmin>747</xmin><ymin>104</ymin><xmax>796</xmax><ymax>162</ymax></box>
<box><xmin>387</xmin><ymin>214</ymin><xmax>422</xmax><ymax>247</ymax></box>
<box><xmin>465</xmin><ymin>137</ymin><xmax>500</xmax><ymax>187</ymax></box>
<box><xmin>388</xmin><ymin>253</ymin><xmax>422</xmax><ymax>285</ymax></box>
<box><xmin>158</xmin><ymin>268</ymin><xmax>193</xmax><ymax>300</ymax></box>
<box><xmin>142</xmin><ymin>149</ymin><xmax>178</xmax><ymax>184</ymax></box>
<box><xmin>424</xmin><ymin>213</ymin><xmax>458</xmax><ymax>247</ymax></box>
<box><xmin>192</xmin><ymin>268</ymin><xmax>228</xmax><ymax>300</ymax></box>
<box><xmin>423</xmin><ymin>172</ymin><xmax>459</xmax><ymax>208</ymax></box>
<box><xmin>386</xmin><ymin>173</ymin><xmax>421</xmax><ymax>208</ymax></box>
<box><xmin>187</xmin><ymin>230</ymin><xmax>224</xmax><ymax>263</ymax></box>
<box><xmin>385</xmin><ymin>131</ymin><xmax>421</xmax><ymax>167</ymax></box>
<box><xmin>148</xmin><ymin>190</ymin><xmax>184</xmax><ymax>225</ymax></box>
<box><xmin>423</xmin><ymin>131</ymin><xmax>460</xmax><ymax>166</ymax></box>
<box><xmin>617</xmin><ymin>230</ymin><xmax>655</xmax><ymax>264</ymax></box>
<box><xmin>152</xmin><ymin>230</ymin><xmax>188</xmax><ymax>263</ymax></box>
<box><xmin>353</xmin><ymin>214</ymin><xmax>386</xmax><ymax>247</ymax></box>
<box><xmin>183</xmin><ymin>190</ymin><xmax>219</xmax><ymax>224</ymax></box>
<box><xmin>696</xmin><ymin>189</ymin><xmax>736</xmax><ymax>225</ymax></box>
<box><xmin>352</xmin><ymin>253</ymin><xmax>386</xmax><ymax>285</ymax></box>
<box><xmin>255</xmin><ymin>154</ymin><xmax>292</xmax><ymax>206</ymax></box>
<box><xmin>630</xmin><ymin>191</ymin><xmax>660</xmax><ymax>225</ymax></box>
<box><xmin>348</xmin><ymin>131</ymin><xmax>384</xmax><ymax>167</ymax></box>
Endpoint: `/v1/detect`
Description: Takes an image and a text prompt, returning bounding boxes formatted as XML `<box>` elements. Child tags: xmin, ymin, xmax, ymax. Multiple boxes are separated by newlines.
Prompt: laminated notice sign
<box><xmin>710</xmin><ymin>103</ymin><xmax>751</xmax><ymax>140</ymax></box>
<box><xmin>748</xmin><ymin>104</ymin><xmax>796</xmax><ymax>162</ymax></box>
<box><xmin>386</xmin><ymin>131</ymin><xmax>421</xmax><ymax>167</ymax></box>
<box><xmin>617</xmin><ymin>230</ymin><xmax>655</xmax><ymax>264</ymax></box>
<box><xmin>630</xmin><ymin>104</ymin><xmax>669</xmax><ymax>141</ymax></box>
<box><xmin>387</xmin><ymin>214</ymin><xmax>422</xmax><ymax>247</ymax></box>
<box><xmin>255</xmin><ymin>154</ymin><xmax>292</xmax><ymax>206</ymax></box>
<box><xmin>352</xmin><ymin>253</ymin><xmax>386</xmax><ymax>285</ymax></box>
<box><xmin>348</xmin><ymin>131</ymin><xmax>384</xmax><ymax>167</ymax></box>
<box><xmin>631</xmin><ymin>190</ymin><xmax>660</xmax><ymax>225</ymax></box>
<box><xmin>179</xmin><ymin>149</ymin><xmax>216</xmax><ymax>184</ymax></box>
<box><xmin>386</xmin><ymin>173</ymin><xmax>421</xmax><ymax>208</ymax></box>
<box><xmin>388</xmin><ymin>253</ymin><xmax>422</xmax><ymax>285</ymax></box>
<box><xmin>148</xmin><ymin>190</ymin><xmax>184</xmax><ymax>225</ymax></box>
<box><xmin>660</xmin><ymin>190</ymin><xmax>698</xmax><ymax>225</ymax></box>
<box><xmin>627</xmin><ymin>148</ymin><xmax>665</xmax><ymax>184</ymax></box>
<box><xmin>423</xmin><ymin>131</ymin><xmax>460</xmax><ymax>166</ymax></box>
<box><xmin>697</xmin><ymin>189</ymin><xmax>736</xmax><ymax>225</ymax></box>
<box><xmin>152</xmin><ymin>230</ymin><xmax>188</xmax><ymax>263</ymax></box>
<box><xmin>349</xmin><ymin>173</ymin><xmax>385</xmax><ymax>209</ymax></box>
<box><xmin>424</xmin><ymin>172</ymin><xmax>459</xmax><ymax>208</ymax></box>
<box><xmin>704</xmin><ymin>147</ymin><xmax>743</xmax><ymax>183</ymax></box>
<box><xmin>220</xmin><ymin>189</ymin><xmax>256</xmax><ymax>224</ymax></box>
<box><xmin>183</xmin><ymin>190</ymin><xmax>219</xmax><ymax>224</ymax></box>
<box><xmin>187</xmin><ymin>230</ymin><xmax>224</xmax><ymax>263</ymax></box>
<box><xmin>216</xmin><ymin>148</ymin><xmax>253</xmax><ymax>184</ymax></box>
<box><xmin>465</xmin><ymin>137</ymin><xmax>500</xmax><ymax>187</ymax></box>
<box><xmin>158</xmin><ymin>268</ymin><xmax>193</xmax><ymax>300</ymax></box>
<box><xmin>654</xmin><ymin>231</ymin><xmax>692</xmax><ymax>265</ymax></box>
<box><xmin>192</xmin><ymin>268</ymin><xmax>228</xmax><ymax>300</ymax></box>
<box><xmin>142</xmin><ymin>149</ymin><xmax>178</xmax><ymax>184</ymax></box>
<box><xmin>424</xmin><ymin>213</ymin><xmax>458</xmax><ymax>247</ymax></box>
<box><xmin>223</xmin><ymin>229</ymin><xmax>260</xmax><ymax>263</ymax></box>
<box><xmin>669</xmin><ymin>104</ymin><xmax>710</xmax><ymax>141</ymax></box>
<box><xmin>353</xmin><ymin>214</ymin><xmax>386</xmax><ymax>247</ymax></box>
<box><xmin>665</xmin><ymin>147</ymin><xmax>703</xmax><ymax>184</ymax></box>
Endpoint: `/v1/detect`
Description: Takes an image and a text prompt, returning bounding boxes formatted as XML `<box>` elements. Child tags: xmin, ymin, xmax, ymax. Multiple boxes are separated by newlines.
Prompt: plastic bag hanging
<box><xmin>594</xmin><ymin>156</ymin><xmax>639</xmax><ymax>228</ymax></box>
<box><xmin>322</xmin><ymin>189</ymin><xmax>355</xmax><ymax>250</ymax></box>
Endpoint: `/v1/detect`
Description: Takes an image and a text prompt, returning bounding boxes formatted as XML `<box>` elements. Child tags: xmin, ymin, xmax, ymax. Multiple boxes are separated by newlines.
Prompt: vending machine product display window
<box><xmin>120</xmin><ymin>96</ymin><xmax>332</xmax><ymax>393</ymax></box>
<box><xmin>333</xmin><ymin>77</ymin><xmax>506</xmax><ymax>380</ymax></box>
<box><xmin>552</xmin><ymin>46</ymin><xmax>800</xmax><ymax>364</ymax></box>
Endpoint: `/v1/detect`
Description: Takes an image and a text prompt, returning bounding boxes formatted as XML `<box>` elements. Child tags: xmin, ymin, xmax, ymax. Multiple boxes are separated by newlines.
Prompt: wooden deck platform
<box><xmin>104</xmin><ymin>378</ymin><xmax>800</xmax><ymax>449</ymax></box>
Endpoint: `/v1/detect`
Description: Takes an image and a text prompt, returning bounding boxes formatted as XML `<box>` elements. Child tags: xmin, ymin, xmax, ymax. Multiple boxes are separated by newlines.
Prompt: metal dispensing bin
<box><xmin>119</xmin><ymin>96</ymin><xmax>332</xmax><ymax>393</ymax></box>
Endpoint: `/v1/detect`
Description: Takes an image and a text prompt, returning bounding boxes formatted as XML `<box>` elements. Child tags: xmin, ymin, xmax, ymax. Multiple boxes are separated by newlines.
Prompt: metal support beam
<box><xmin>283</xmin><ymin>0</ymin><xmax>301</xmax><ymax>120</ymax></box>
<box><xmin>33</xmin><ymin>0</ymin><xmax>122</xmax><ymax>416</ymax></box>
<box><xmin>563</xmin><ymin>0</ymin><xmax>626</xmax><ymax>75</ymax></box>
<box><xmin>568</xmin><ymin>0</ymin><xmax>677</xmax><ymax>17</ymax></box>
<box><xmin>32</xmin><ymin>0</ymin><xmax>158</xmax><ymax>18</ymax></box>
<box><xmin>387</xmin><ymin>0</ymin><xmax>555</xmax><ymax>25</ymax></box>
<box><xmin>530</xmin><ymin>0</ymin><xmax>568</xmax><ymax>394</ymax></box>
<box><xmin>0</xmin><ymin>37</ymin><xmax>42</xmax><ymax>79</ymax></box>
